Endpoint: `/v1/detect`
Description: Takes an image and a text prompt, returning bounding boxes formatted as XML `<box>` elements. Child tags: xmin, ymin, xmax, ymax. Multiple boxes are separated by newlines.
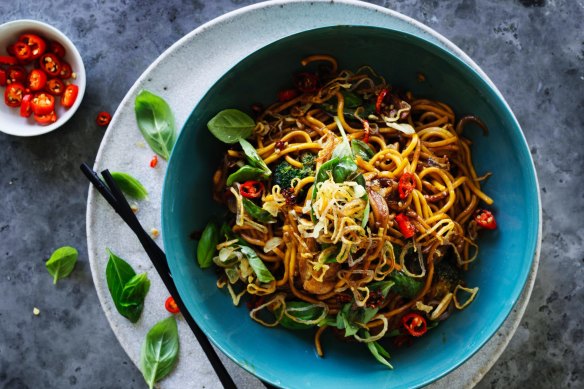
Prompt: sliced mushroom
<box><xmin>367</xmin><ymin>188</ymin><xmax>390</xmax><ymax>229</ymax></box>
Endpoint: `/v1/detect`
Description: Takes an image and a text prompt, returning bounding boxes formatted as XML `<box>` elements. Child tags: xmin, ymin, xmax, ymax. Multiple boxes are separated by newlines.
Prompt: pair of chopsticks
<box><xmin>80</xmin><ymin>163</ymin><xmax>238</xmax><ymax>389</ymax></box>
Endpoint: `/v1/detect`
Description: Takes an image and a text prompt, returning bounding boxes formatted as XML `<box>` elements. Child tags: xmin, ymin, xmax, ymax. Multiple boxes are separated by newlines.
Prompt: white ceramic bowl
<box><xmin>0</xmin><ymin>19</ymin><xmax>86</xmax><ymax>136</ymax></box>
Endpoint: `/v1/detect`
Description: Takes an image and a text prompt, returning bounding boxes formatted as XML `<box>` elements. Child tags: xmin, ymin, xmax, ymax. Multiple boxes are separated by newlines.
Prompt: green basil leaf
<box><xmin>351</xmin><ymin>139</ymin><xmax>375</xmax><ymax>161</ymax></box>
<box><xmin>362</xmin><ymin>198</ymin><xmax>370</xmax><ymax>229</ymax></box>
<box><xmin>110</xmin><ymin>172</ymin><xmax>148</xmax><ymax>200</ymax></box>
<box><xmin>207</xmin><ymin>109</ymin><xmax>255</xmax><ymax>144</ymax></box>
<box><xmin>119</xmin><ymin>273</ymin><xmax>151</xmax><ymax>323</ymax></box>
<box><xmin>319</xmin><ymin>92</ymin><xmax>362</xmax><ymax>115</ymax></box>
<box><xmin>45</xmin><ymin>246</ymin><xmax>78</xmax><ymax>284</ymax></box>
<box><xmin>239</xmin><ymin>138</ymin><xmax>271</xmax><ymax>175</ymax></box>
<box><xmin>277</xmin><ymin>301</ymin><xmax>326</xmax><ymax>330</ymax></box>
<box><xmin>196</xmin><ymin>222</ymin><xmax>219</xmax><ymax>269</ymax></box>
<box><xmin>356</xmin><ymin>173</ymin><xmax>370</xmax><ymax>228</ymax></box>
<box><xmin>369</xmin><ymin>280</ymin><xmax>395</xmax><ymax>298</ymax></box>
<box><xmin>313</xmin><ymin>158</ymin><xmax>338</xmax><ymax>187</ymax></box>
<box><xmin>226</xmin><ymin>165</ymin><xmax>268</xmax><ymax>186</ymax></box>
<box><xmin>332</xmin><ymin>156</ymin><xmax>358</xmax><ymax>183</ymax></box>
<box><xmin>318</xmin><ymin>315</ymin><xmax>338</xmax><ymax>328</ymax></box>
<box><xmin>336</xmin><ymin>299</ymin><xmax>382</xmax><ymax>334</ymax></box>
<box><xmin>342</xmin><ymin>91</ymin><xmax>363</xmax><ymax>108</ymax></box>
<box><xmin>106</xmin><ymin>249</ymin><xmax>149</xmax><ymax>322</ymax></box>
<box><xmin>389</xmin><ymin>271</ymin><xmax>423</xmax><ymax>299</ymax></box>
<box><xmin>360</xmin><ymin>307</ymin><xmax>379</xmax><ymax>324</ymax></box>
<box><xmin>366</xmin><ymin>338</ymin><xmax>394</xmax><ymax>369</ymax></box>
<box><xmin>240</xmin><ymin>245</ymin><xmax>275</xmax><ymax>283</ymax></box>
<box><xmin>140</xmin><ymin>316</ymin><xmax>179</xmax><ymax>389</ymax></box>
<box><xmin>135</xmin><ymin>90</ymin><xmax>176</xmax><ymax>160</ymax></box>
<box><xmin>312</xmin><ymin>157</ymin><xmax>339</xmax><ymax>194</ymax></box>
<box><xmin>242</xmin><ymin>198</ymin><xmax>276</xmax><ymax>223</ymax></box>
<box><xmin>219</xmin><ymin>222</ymin><xmax>235</xmax><ymax>241</ymax></box>
<box><xmin>338</xmin><ymin>304</ymin><xmax>360</xmax><ymax>337</ymax></box>
<box><xmin>219</xmin><ymin>223</ymin><xmax>248</xmax><ymax>248</ymax></box>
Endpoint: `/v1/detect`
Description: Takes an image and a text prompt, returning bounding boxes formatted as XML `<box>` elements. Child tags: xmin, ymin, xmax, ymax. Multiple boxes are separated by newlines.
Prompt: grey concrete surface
<box><xmin>0</xmin><ymin>1</ymin><xmax>581</xmax><ymax>388</ymax></box>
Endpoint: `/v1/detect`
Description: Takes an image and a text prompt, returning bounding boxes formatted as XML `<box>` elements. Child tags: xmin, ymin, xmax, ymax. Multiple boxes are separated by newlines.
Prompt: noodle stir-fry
<box><xmin>200</xmin><ymin>55</ymin><xmax>497</xmax><ymax>368</ymax></box>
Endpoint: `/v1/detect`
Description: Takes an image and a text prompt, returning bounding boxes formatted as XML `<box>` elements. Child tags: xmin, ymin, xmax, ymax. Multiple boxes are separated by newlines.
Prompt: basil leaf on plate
<box><xmin>207</xmin><ymin>109</ymin><xmax>255</xmax><ymax>144</ymax></box>
<box><xmin>140</xmin><ymin>316</ymin><xmax>180</xmax><ymax>389</ymax></box>
<box><xmin>110</xmin><ymin>171</ymin><xmax>148</xmax><ymax>200</ymax></box>
<box><xmin>226</xmin><ymin>165</ymin><xmax>268</xmax><ymax>186</ymax></box>
<box><xmin>240</xmin><ymin>245</ymin><xmax>275</xmax><ymax>283</ymax></box>
<box><xmin>119</xmin><ymin>273</ymin><xmax>151</xmax><ymax>323</ymax></box>
<box><xmin>196</xmin><ymin>221</ymin><xmax>219</xmax><ymax>269</ymax></box>
<box><xmin>242</xmin><ymin>198</ymin><xmax>276</xmax><ymax>223</ymax></box>
<box><xmin>45</xmin><ymin>246</ymin><xmax>78</xmax><ymax>284</ymax></box>
<box><xmin>106</xmin><ymin>248</ymin><xmax>149</xmax><ymax>323</ymax></box>
<box><xmin>135</xmin><ymin>90</ymin><xmax>176</xmax><ymax>160</ymax></box>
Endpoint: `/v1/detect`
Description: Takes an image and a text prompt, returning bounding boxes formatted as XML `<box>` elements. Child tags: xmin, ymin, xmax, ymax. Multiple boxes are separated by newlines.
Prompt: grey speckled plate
<box><xmin>85</xmin><ymin>1</ymin><xmax>542</xmax><ymax>388</ymax></box>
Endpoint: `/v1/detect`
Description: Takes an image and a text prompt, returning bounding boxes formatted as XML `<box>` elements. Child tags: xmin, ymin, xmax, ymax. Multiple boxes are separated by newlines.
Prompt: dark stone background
<box><xmin>0</xmin><ymin>1</ymin><xmax>582</xmax><ymax>388</ymax></box>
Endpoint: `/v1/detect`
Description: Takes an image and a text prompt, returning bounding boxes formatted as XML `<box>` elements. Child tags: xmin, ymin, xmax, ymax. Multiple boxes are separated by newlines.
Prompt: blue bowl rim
<box><xmin>162</xmin><ymin>25</ymin><xmax>541</xmax><ymax>388</ymax></box>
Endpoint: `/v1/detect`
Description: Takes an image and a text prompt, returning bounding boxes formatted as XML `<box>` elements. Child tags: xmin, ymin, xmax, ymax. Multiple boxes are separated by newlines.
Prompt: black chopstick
<box><xmin>80</xmin><ymin>163</ymin><xmax>238</xmax><ymax>389</ymax></box>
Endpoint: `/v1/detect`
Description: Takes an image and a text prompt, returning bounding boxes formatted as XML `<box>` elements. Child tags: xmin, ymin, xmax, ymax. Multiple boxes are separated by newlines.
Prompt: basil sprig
<box><xmin>226</xmin><ymin>165</ymin><xmax>267</xmax><ymax>186</ymax></box>
<box><xmin>110</xmin><ymin>172</ymin><xmax>148</xmax><ymax>200</ymax></box>
<box><xmin>105</xmin><ymin>249</ymin><xmax>150</xmax><ymax>323</ymax></box>
<box><xmin>227</xmin><ymin>139</ymin><xmax>272</xmax><ymax>185</ymax></box>
<box><xmin>328</xmin><ymin>280</ymin><xmax>395</xmax><ymax>368</ymax></box>
<box><xmin>239</xmin><ymin>138</ymin><xmax>270</xmax><ymax>174</ymax></box>
<box><xmin>207</xmin><ymin>109</ymin><xmax>255</xmax><ymax>144</ymax></box>
<box><xmin>242</xmin><ymin>198</ymin><xmax>276</xmax><ymax>223</ymax></box>
<box><xmin>240</xmin><ymin>245</ymin><xmax>275</xmax><ymax>283</ymax></box>
<box><xmin>334</xmin><ymin>281</ymin><xmax>394</xmax><ymax>336</ymax></box>
<box><xmin>196</xmin><ymin>221</ymin><xmax>219</xmax><ymax>269</ymax></box>
<box><xmin>207</xmin><ymin>109</ymin><xmax>272</xmax><ymax>185</ymax></box>
<box><xmin>45</xmin><ymin>246</ymin><xmax>78</xmax><ymax>284</ymax></box>
<box><xmin>140</xmin><ymin>316</ymin><xmax>179</xmax><ymax>389</ymax></box>
<box><xmin>366</xmin><ymin>338</ymin><xmax>394</xmax><ymax>369</ymax></box>
<box><xmin>135</xmin><ymin>90</ymin><xmax>176</xmax><ymax>160</ymax></box>
<box><xmin>277</xmin><ymin>301</ymin><xmax>327</xmax><ymax>330</ymax></box>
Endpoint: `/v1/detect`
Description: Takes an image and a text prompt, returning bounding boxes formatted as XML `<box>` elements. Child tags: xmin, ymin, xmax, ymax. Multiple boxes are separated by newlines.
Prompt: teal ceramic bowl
<box><xmin>162</xmin><ymin>26</ymin><xmax>539</xmax><ymax>388</ymax></box>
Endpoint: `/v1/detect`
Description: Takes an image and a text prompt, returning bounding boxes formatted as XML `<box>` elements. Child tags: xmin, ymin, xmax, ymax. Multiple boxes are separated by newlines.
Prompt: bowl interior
<box><xmin>162</xmin><ymin>26</ymin><xmax>539</xmax><ymax>388</ymax></box>
<box><xmin>0</xmin><ymin>19</ymin><xmax>86</xmax><ymax>136</ymax></box>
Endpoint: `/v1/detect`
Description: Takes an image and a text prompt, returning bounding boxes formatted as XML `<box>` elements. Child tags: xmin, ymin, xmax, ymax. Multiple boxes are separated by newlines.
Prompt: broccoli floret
<box><xmin>433</xmin><ymin>260</ymin><xmax>463</xmax><ymax>298</ymax></box>
<box><xmin>273</xmin><ymin>152</ymin><xmax>316</xmax><ymax>189</ymax></box>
